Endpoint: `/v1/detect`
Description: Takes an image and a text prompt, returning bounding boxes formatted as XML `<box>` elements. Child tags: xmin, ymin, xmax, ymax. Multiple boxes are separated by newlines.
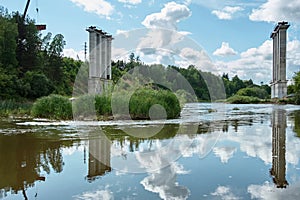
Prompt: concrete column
<box><xmin>270</xmin><ymin>22</ymin><xmax>289</xmax><ymax>99</ymax></box>
<box><xmin>107</xmin><ymin>38</ymin><xmax>112</xmax><ymax>80</ymax></box>
<box><xmin>89</xmin><ymin>31</ymin><xmax>97</xmax><ymax>78</ymax></box>
<box><xmin>279</xmin><ymin>29</ymin><xmax>287</xmax><ymax>81</ymax></box>
<box><xmin>100</xmin><ymin>36</ymin><xmax>106</xmax><ymax>79</ymax></box>
<box><xmin>96</xmin><ymin>34</ymin><xmax>100</xmax><ymax>78</ymax></box>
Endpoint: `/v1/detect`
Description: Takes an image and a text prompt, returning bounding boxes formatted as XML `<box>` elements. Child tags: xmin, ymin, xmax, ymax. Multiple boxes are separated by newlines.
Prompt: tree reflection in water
<box><xmin>0</xmin><ymin>132</ymin><xmax>78</xmax><ymax>199</ymax></box>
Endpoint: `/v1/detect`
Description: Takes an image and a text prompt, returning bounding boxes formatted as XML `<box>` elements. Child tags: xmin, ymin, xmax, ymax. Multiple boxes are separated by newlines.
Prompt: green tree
<box><xmin>13</xmin><ymin>12</ymin><xmax>40</xmax><ymax>74</ymax></box>
<box><xmin>294</xmin><ymin>71</ymin><xmax>300</xmax><ymax>104</ymax></box>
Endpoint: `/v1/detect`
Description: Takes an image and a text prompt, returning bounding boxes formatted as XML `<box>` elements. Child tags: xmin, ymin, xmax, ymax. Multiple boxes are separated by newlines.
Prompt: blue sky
<box><xmin>1</xmin><ymin>0</ymin><xmax>300</xmax><ymax>84</ymax></box>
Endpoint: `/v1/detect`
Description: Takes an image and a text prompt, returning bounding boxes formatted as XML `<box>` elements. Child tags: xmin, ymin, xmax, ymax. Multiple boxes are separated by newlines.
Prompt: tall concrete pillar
<box><xmin>270</xmin><ymin>22</ymin><xmax>289</xmax><ymax>99</ymax></box>
<box><xmin>86</xmin><ymin>26</ymin><xmax>113</xmax><ymax>94</ymax></box>
<box><xmin>107</xmin><ymin>37</ymin><xmax>112</xmax><ymax>80</ymax></box>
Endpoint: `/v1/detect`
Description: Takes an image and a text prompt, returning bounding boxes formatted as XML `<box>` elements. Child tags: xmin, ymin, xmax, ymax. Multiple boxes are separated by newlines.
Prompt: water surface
<box><xmin>1</xmin><ymin>103</ymin><xmax>300</xmax><ymax>199</ymax></box>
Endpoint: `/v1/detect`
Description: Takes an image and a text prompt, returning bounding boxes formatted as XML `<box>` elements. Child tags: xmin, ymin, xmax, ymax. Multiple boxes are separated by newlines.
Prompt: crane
<box><xmin>23</xmin><ymin>0</ymin><xmax>46</xmax><ymax>31</ymax></box>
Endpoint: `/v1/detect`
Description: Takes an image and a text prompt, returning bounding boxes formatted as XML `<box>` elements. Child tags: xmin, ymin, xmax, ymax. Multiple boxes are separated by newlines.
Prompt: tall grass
<box><xmin>31</xmin><ymin>94</ymin><xmax>72</xmax><ymax>120</ymax></box>
<box><xmin>31</xmin><ymin>88</ymin><xmax>181</xmax><ymax>120</ymax></box>
<box><xmin>0</xmin><ymin>100</ymin><xmax>32</xmax><ymax>117</ymax></box>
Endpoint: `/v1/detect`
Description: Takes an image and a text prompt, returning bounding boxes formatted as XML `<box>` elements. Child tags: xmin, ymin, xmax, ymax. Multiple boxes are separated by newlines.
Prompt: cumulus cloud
<box><xmin>142</xmin><ymin>2</ymin><xmax>191</xmax><ymax>30</ymax></box>
<box><xmin>69</xmin><ymin>0</ymin><xmax>114</xmax><ymax>18</ymax></box>
<box><xmin>140</xmin><ymin>162</ymin><xmax>190</xmax><ymax>200</ymax></box>
<box><xmin>212</xmin><ymin>6</ymin><xmax>244</xmax><ymax>20</ymax></box>
<box><xmin>214</xmin><ymin>39</ymin><xmax>300</xmax><ymax>83</ymax></box>
<box><xmin>248</xmin><ymin>181</ymin><xmax>300</xmax><ymax>199</ymax></box>
<box><xmin>74</xmin><ymin>189</ymin><xmax>114</xmax><ymax>200</ymax></box>
<box><xmin>213</xmin><ymin>42</ymin><xmax>238</xmax><ymax>57</ymax></box>
<box><xmin>118</xmin><ymin>0</ymin><xmax>142</xmax><ymax>5</ymax></box>
<box><xmin>63</xmin><ymin>48</ymin><xmax>86</xmax><ymax>61</ymax></box>
<box><xmin>211</xmin><ymin>186</ymin><xmax>241</xmax><ymax>200</ymax></box>
<box><xmin>213</xmin><ymin>146</ymin><xmax>237</xmax><ymax>163</ymax></box>
<box><xmin>176</xmin><ymin>47</ymin><xmax>216</xmax><ymax>71</ymax></box>
<box><xmin>249</xmin><ymin>0</ymin><xmax>300</xmax><ymax>23</ymax></box>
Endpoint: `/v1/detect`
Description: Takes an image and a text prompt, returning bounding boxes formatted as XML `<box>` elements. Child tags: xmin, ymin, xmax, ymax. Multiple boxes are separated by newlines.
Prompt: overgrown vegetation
<box><xmin>72</xmin><ymin>87</ymin><xmax>181</xmax><ymax>120</ymax></box>
<box><xmin>287</xmin><ymin>71</ymin><xmax>300</xmax><ymax>104</ymax></box>
<box><xmin>0</xmin><ymin>100</ymin><xmax>32</xmax><ymax>117</ymax></box>
<box><xmin>31</xmin><ymin>95</ymin><xmax>72</xmax><ymax>120</ymax></box>
<box><xmin>226</xmin><ymin>95</ymin><xmax>261</xmax><ymax>104</ymax></box>
<box><xmin>129</xmin><ymin>88</ymin><xmax>180</xmax><ymax>119</ymax></box>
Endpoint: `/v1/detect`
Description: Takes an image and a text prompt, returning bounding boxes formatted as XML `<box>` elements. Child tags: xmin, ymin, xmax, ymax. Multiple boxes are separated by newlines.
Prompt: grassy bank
<box><xmin>0</xmin><ymin>100</ymin><xmax>32</xmax><ymax>117</ymax></box>
<box><xmin>226</xmin><ymin>95</ymin><xmax>268</xmax><ymax>104</ymax></box>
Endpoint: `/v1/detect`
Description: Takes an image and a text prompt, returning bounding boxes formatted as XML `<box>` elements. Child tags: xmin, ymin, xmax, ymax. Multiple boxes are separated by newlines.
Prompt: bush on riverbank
<box><xmin>31</xmin><ymin>94</ymin><xmax>72</xmax><ymax>120</ymax></box>
<box><xmin>226</xmin><ymin>95</ymin><xmax>261</xmax><ymax>104</ymax></box>
<box><xmin>128</xmin><ymin>88</ymin><xmax>181</xmax><ymax>119</ymax></box>
<box><xmin>236</xmin><ymin>87</ymin><xmax>269</xmax><ymax>99</ymax></box>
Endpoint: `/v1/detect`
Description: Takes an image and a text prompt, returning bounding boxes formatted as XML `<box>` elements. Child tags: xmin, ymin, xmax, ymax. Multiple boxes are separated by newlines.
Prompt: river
<box><xmin>0</xmin><ymin>103</ymin><xmax>300</xmax><ymax>199</ymax></box>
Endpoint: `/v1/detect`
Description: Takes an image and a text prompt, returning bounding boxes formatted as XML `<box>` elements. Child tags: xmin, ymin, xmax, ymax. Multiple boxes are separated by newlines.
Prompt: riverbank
<box><xmin>0</xmin><ymin>100</ymin><xmax>32</xmax><ymax>118</ymax></box>
<box><xmin>1</xmin><ymin>94</ymin><xmax>297</xmax><ymax>120</ymax></box>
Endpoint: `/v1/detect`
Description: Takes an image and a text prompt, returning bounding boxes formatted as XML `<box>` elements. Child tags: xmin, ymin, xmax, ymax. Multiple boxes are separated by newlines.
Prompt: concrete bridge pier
<box><xmin>270</xmin><ymin>22</ymin><xmax>290</xmax><ymax>99</ymax></box>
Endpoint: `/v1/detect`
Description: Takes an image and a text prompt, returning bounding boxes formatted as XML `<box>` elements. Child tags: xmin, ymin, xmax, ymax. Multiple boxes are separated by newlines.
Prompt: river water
<box><xmin>0</xmin><ymin>103</ymin><xmax>300</xmax><ymax>200</ymax></box>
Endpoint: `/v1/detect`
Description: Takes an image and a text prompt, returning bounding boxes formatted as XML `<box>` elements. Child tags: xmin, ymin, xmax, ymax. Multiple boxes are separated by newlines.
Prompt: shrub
<box><xmin>236</xmin><ymin>87</ymin><xmax>269</xmax><ymax>99</ymax></box>
<box><xmin>31</xmin><ymin>94</ymin><xmax>72</xmax><ymax>120</ymax></box>
<box><xmin>95</xmin><ymin>95</ymin><xmax>112</xmax><ymax>116</ymax></box>
<box><xmin>129</xmin><ymin>88</ymin><xmax>181</xmax><ymax>119</ymax></box>
<box><xmin>226</xmin><ymin>95</ymin><xmax>261</xmax><ymax>104</ymax></box>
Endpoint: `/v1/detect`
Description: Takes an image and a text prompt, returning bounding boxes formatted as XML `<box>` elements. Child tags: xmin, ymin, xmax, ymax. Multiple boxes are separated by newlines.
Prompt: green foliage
<box><xmin>294</xmin><ymin>71</ymin><xmax>300</xmax><ymax>104</ymax></box>
<box><xmin>0</xmin><ymin>100</ymin><xmax>32</xmax><ymax>116</ymax></box>
<box><xmin>72</xmin><ymin>95</ymin><xmax>97</xmax><ymax>119</ymax></box>
<box><xmin>226</xmin><ymin>95</ymin><xmax>261</xmax><ymax>104</ymax></box>
<box><xmin>21</xmin><ymin>71</ymin><xmax>53</xmax><ymax>98</ymax></box>
<box><xmin>293</xmin><ymin>110</ymin><xmax>300</xmax><ymax>137</ymax></box>
<box><xmin>95</xmin><ymin>95</ymin><xmax>112</xmax><ymax>116</ymax></box>
<box><xmin>236</xmin><ymin>87</ymin><xmax>269</xmax><ymax>99</ymax></box>
<box><xmin>73</xmin><ymin>88</ymin><xmax>180</xmax><ymax>120</ymax></box>
<box><xmin>31</xmin><ymin>95</ymin><xmax>72</xmax><ymax>120</ymax></box>
<box><xmin>129</xmin><ymin>88</ymin><xmax>181</xmax><ymax>119</ymax></box>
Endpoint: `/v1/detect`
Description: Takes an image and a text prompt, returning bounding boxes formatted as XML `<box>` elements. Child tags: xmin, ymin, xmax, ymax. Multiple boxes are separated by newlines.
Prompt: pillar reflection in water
<box><xmin>270</xmin><ymin>109</ymin><xmax>288</xmax><ymax>188</ymax></box>
<box><xmin>87</xmin><ymin>132</ymin><xmax>111</xmax><ymax>182</ymax></box>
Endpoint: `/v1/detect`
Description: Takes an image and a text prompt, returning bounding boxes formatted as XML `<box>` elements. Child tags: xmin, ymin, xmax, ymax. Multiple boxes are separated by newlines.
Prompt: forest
<box><xmin>0</xmin><ymin>7</ymin><xmax>299</xmax><ymax>113</ymax></box>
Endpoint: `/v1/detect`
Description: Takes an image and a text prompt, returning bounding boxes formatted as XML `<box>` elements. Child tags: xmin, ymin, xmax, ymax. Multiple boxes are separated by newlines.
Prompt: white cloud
<box><xmin>177</xmin><ymin>47</ymin><xmax>216</xmax><ymax>71</ymax></box>
<box><xmin>212</xmin><ymin>6</ymin><xmax>243</xmax><ymax>20</ymax></box>
<box><xmin>118</xmin><ymin>0</ymin><xmax>142</xmax><ymax>5</ymax></box>
<box><xmin>70</xmin><ymin>0</ymin><xmax>114</xmax><ymax>18</ymax></box>
<box><xmin>140</xmin><ymin>162</ymin><xmax>190</xmax><ymax>200</ymax></box>
<box><xmin>74</xmin><ymin>189</ymin><xmax>114</xmax><ymax>200</ymax></box>
<box><xmin>248</xmin><ymin>181</ymin><xmax>300</xmax><ymax>200</ymax></box>
<box><xmin>211</xmin><ymin>186</ymin><xmax>241</xmax><ymax>200</ymax></box>
<box><xmin>214</xmin><ymin>39</ymin><xmax>300</xmax><ymax>83</ymax></box>
<box><xmin>249</xmin><ymin>0</ymin><xmax>300</xmax><ymax>23</ymax></box>
<box><xmin>213</xmin><ymin>146</ymin><xmax>237</xmax><ymax>163</ymax></box>
<box><xmin>63</xmin><ymin>48</ymin><xmax>86</xmax><ymax>61</ymax></box>
<box><xmin>213</xmin><ymin>42</ymin><xmax>238</xmax><ymax>57</ymax></box>
<box><xmin>142</xmin><ymin>2</ymin><xmax>191</xmax><ymax>30</ymax></box>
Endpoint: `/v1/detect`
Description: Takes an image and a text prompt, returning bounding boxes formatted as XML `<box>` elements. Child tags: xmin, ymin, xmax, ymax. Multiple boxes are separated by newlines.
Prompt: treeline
<box><xmin>112</xmin><ymin>54</ymin><xmax>271</xmax><ymax>101</ymax></box>
<box><xmin>0</xmin><ymin>8</ymin><xmax>82</xmax><ymax>100</ymax></box>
